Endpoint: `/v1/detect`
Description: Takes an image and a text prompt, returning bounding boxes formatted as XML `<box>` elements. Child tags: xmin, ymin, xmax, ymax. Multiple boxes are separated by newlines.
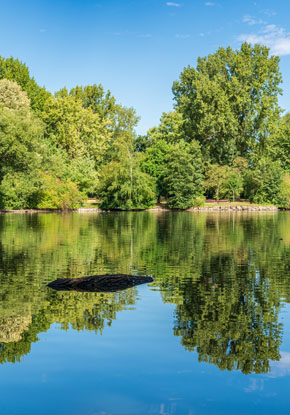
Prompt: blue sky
<box><xmin>1</xmin><ymin>0</ymin><xmax>290</xmax><ymax>133</ymax></box>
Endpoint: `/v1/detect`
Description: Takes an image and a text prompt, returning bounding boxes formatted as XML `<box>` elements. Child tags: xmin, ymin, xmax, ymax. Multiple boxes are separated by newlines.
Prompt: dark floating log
<box><xmin>47</xmin><ymin>274</ymin><xmax>153</xmax><ymax>293</ymax></box>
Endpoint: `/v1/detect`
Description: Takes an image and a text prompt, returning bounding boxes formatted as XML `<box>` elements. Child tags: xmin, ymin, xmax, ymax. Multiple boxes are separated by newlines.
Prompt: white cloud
<box><xmin>139</xmin><ymin>33</ymin><xmax>152</xmax><ymax>38</ymax></box>
<box><xmin>176</xmin><ymin>34</ymin><xmax>190</xmax><ymax>39</ymax></box>
<box><xmin>166</xmin><ymin>2</ymin><xmax>181</xmax><ymax>6</ymax></box>
<box><xmin>238</xmin><ymin>23</ymin><xmax>290</xmax><ymax>56</ymax></box>
<box><xmin>243</xmin><ymin>15</ymin><xmax>265</xmax><ymax>26</ymax></box>
<box><xmin>268</xmin><ymin>352</ymin><xmax>290</xmax><ymax>378</ymax></box>
<box><xmin>205</xmin><ymin>2</ymin><xmax>215</xmax><ymax>6</ymax></box>
<box><xmin>263</xmin><ymin>9</ymin><xmax>277</xmax><ymax>17</ymax></box>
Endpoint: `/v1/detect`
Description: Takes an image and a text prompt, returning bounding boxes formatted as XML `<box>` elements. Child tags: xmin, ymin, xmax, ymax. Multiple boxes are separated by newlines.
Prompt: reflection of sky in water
<box><xmin>0</xmin><ymin>286</ymin><xmax>289</xmax><ymax>415</ymax></box>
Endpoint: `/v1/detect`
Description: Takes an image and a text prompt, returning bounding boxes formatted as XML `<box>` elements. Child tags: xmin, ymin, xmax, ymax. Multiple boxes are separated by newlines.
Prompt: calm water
<box><xmin>1</xmin><ymin>211</ymin><xmax>290</xmax><ymax>414</ymax></box>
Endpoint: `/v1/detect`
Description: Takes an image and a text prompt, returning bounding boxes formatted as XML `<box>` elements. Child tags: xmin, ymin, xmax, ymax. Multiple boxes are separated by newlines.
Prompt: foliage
<box><xmin>192</xmin><ymin>195</ymin><xmax>206</xmax><ymax>207</ymax></box>
<box><xmin>0</xmin><ymin>172</ymin><xmax>41</xmax><ymax>209</ymax></box>
<box><xmin>205</xmin><ymin>163</ymin><xmax>244</xmax><ymax>200</ymax></box>
<box><xmin>0</xmin><ymin>171</ymin><xmax>85</xmax><ymax>210</ymax></box>
<box><xmin>98</xmin><ymin>135</ymin><xmax>156</xmax><ymax>210</ymax></box>
<box><xmin>58</xmin><ymin>84</ymin><xmax>139</xmax><ymax>136</ymax></box>
<box><xmin>204</xmin><ymin>164</ymin><xmax>232</xmax><ymax>199</ymax></box>
<box><xmin>141</xmin><ymin>139</ymin><xmax>171</xmax><ymax>199</ymax></box>
<box><xmin>270</xmin><ymin>113</ymin><xmax>290</xmax><ymax>172</ymax></box>
<box><xmin>279</xmin><ymin>173</ymin><xmax>290</xmax><ymax>207</ymax></box>
<box><xmin>63</xmin><ymin>84</ymin><xmax>116</xmax><ymax>119</ymax></box>
<box><xmin>0</xmin><ymin>107</ymin><xmax>44</xmax><ymax>179</ymax></box>
<box><xmin>244</xmin><ymin>157</ymin><xmax>284</xmax><ymax>204</ymax></box>
<box><xmin>36</xmin><ymin>174</ymin><xmax>85</xmax><ymax>209</ymax></box>
<box><xmin>147</xmin><ymin>111</ymin><xmax>186</xmax><ymax>144</ymax></box>
<box><xmin>227</xmin><ymin>173</ymin><xmax>243</xmax><ymax>202</ymax></box>
<box><xmin>41</xmin><ymin>94</ymin><xmax>112</xmax><ymax>164</ymax></box>
<box><xmin>0</xmin><ymin>79</ymin><xmax>30</xmax><ymax>111</ymax></box>
<box><xmin>0</xmin><ymin>55</ymin><xmax>51</xmax><ymax>113</ymax></box>
<box><xmin>164</xmin><ymin>141</ymin><xmax>204</xmax><ymax>209</ymax></box>
<box><xmin>173</xmin><ymin>43</ymin><xmax>282</xmax><ymax>165</ymax></box>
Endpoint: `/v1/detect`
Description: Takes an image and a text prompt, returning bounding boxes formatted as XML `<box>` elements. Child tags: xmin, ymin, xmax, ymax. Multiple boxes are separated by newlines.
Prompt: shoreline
<box><xmin>0</xmin><ymin>205</ymin><xmax>281</xmax><ymax>214</ymax></box>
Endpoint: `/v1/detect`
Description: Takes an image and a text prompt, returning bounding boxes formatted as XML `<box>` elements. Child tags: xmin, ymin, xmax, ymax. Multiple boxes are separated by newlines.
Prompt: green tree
<box><xmin>0</xmin><ymin>79</ymin><xmax>30</xmax><ymax>110</ymax></box>
<box><xmin>204</xmin><ymin>164</ymin><xmax>232</xmax><ymax>200</ymax></box>
<box><xmin>244</xmin><ymin>157</ymin><xmax>284</xmax><ymax>204</ymax></box>
<box><xmin>173</xmin><ymin>43</ymin><xmax>282</xmax><ymax>164</ymax></box>
<box><xmin>98</xmin><ymin>135</ymin><xmax>156</xmax><ymax>210</ymax></box>
<box><xmin>164</xmin><ymin>141</ymin><xmax>204</xmax><ymax>209</ymax></box>
<box><xmin>41</xmin><ymin>94</ymin><xmax>112</xmax><ymax>165</ymax></box>
<box><xmin>227</xmin><ymin>173</ymin><xmax>243</xmax><ymax>202</ymax></box>
<box><xmin>270</xmin><ymin>113</ymin><xmax>290</xmax><ymax>172</ymax></box>
<box><xmin>0</xmin><ymin>107</ymin><xmax>44</xmax><ymax>180</ymax></box>
<box><xmin>58</xmin><ymin>84</ymin><xmax>139</xmax><ymax>137</ymax></box>
<box><xmin>141</xmin><ymin>139</ymin><xmax>171</xmax><ymax>201</ymax></box>
<box><xmin>147</xmin><ymin>111</ymin><xmax>186</xmax><ymax>144</ymax></box>
<box><xmin>280</xmin><ymin>174</ymin><xmax>290</xmax><ymax>207</ymax></box>
<box><xmin>0</xmin><ymin>56</ymin><xmax>51</xmax><ymax>113</ymax></box>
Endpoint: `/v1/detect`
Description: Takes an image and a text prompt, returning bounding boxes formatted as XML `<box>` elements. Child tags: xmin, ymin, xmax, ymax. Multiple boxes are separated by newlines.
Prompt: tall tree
<box><xmin>41</xmin><ymin>94</ymin><xmax>112</xmax><ymax>165</ymax></box>
<box><xmin>98</xmin><ymin>134</ymin><xmax>156</xmax><ymax>210</ymax></box>
<box><xmin>0</xmin><ymin>56</ymin><xmax>51</xmax><ymax>113</ymax></box>
<box><xmin>164</xmin><ymin>141</ymin><xmax>204</xmax><ymax>209</ymax></box>
<box><xmin>173</xmin><ymin>43</ymin><xmax>282</xmax><ymax>165</ymax></box>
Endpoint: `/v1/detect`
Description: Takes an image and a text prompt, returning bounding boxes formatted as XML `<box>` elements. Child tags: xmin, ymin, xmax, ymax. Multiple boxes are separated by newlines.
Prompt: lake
<box><xmin>1</xmin><ymin>211</ymin><xmax>290</xmax><ymax>415</ymax></box>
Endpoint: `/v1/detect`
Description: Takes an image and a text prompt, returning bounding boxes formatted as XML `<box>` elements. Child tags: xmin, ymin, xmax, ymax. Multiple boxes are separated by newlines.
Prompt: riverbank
<box><xmin>0</xmin><ymin>205</ymin><xmax>279</xmax><ymax>213</ymax></box>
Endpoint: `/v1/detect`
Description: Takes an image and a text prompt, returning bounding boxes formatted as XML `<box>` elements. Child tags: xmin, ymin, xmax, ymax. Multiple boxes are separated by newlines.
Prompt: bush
<box><xmin>244</xmin><ymin>158</ymin><xmax>283</xmax><ymax>205</ymax></box>
<box><xmin>279</xmin><ymin>174</ymin><xmax>290</xmax><ymax>207</ymax></box>
<box><xmin>0</xmin><ymin>172</ymin><xmax>85</xmax><ymax>210</ymax></box>
<box><xmin>192</xmin><ymin>195</ymin><xmax>206</xmax><ymax>207</ymax></box>
<box><xmin>36</xmin><ymin>174</ymin><xmax>85</xmax><ymax>210</ymax></box>
<box><xmin>0</xmin><ymin>172</ymin><xmax>41</xmax><ymax>209</ymax></box>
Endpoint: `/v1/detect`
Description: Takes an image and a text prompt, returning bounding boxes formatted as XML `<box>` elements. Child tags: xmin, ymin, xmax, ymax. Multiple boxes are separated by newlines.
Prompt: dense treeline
<box><xmin>1</xmin><ymin>42</ymin><xmax>290</xmax><ymax>209</ymax></box>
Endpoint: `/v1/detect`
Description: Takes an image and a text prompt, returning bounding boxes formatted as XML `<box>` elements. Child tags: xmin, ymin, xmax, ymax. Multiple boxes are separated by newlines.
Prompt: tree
<box><xmin>41</xmin><ymin>94</ymin><xmax>112</xmax><ymax>165</ymax></box>
<box><xmin>280</xmin><ymin>174</ymin><xmax>290</xmax><ymax>208</ymax></box>
<box><xmin>227</xmin><ymin>173</ymin><xmax>243</xmax><ymax>202</ymax></box>
<box><xmin>204</xmin><ymin>164</ymin><xmax>232</xmax><ymax>200</ymax></box>
<box><xmin>173</xmin><ymin>43</ymin><xmax>282</xmax><ymax>165</ymax></box>
<box><xmin>244</xmin><ymin>157</ymin><xmax>284</xmax><ymax>204</ymax></box>
<box><xmin>270</xmin><ymin>113</ymin><xmax>290</xmax><ymax>172</ymax></box>
<box><xmin>147</xmin><ymin>111</ymin><xmax>186</xmax><ymax>144</ymax></box>
<box><xmin>65</xmin><ymin>84</ymin><xmax>116</xmax><ymax>119</ymax></box>
<box><xmin>0</xmin><ymin>107</ymin><xmax>44</xmax><ymax>180</ymax></box>
<box><xmin>0</xmin><ymin>55</ymin><xmax>51</xmax><ymax>113</ymax></box>
<box><xmin>141</xmin><ymin>139</ymin><xmax>171</xmax><ymax>201</ymax></box>
<box><xmin>0</xmin><ymin>79</ymin><xmax>30</xmax><ymax>111</ymax></box>
<box><xmin>57</xmin><ymin>84</ymin><xmax>139</xmax><ymax>137</ymax></box>
<box><xmin>163</xmin><ymin>141</ymin><xmax>204</xmax><ymax>209</ymax></box>
<box><xmin>98</xmin><ymin>135</ymin><xmax>156</xmax><ymax>210</ymax></box>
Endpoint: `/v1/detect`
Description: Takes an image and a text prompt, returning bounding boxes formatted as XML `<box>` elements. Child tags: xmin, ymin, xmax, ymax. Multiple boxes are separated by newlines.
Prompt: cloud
<box><xmin>268</xmin><ymin>352</ymin><xmax>290</xmax><ymax>378</ymax></box>
<box><xmin>166</xmin><ymin>2</ymin><xmax>181</xmax><ymax>6</ymax></box>
<box><xmin>176</xmin><ymin>34</ymin><xmax>190</xmax><ymax>39</ymax></box>
<box><xmin>238</xmin><ymin>23</ymin><xmax>290</xmax><ymax>56</ymax></box>
<box><xmin>243</xmin><ymin>15</ymin><xmax>265</xmax><ymax>26</ymax></box>
<box><xmin>139</xmin><ymin>33</ymin><xmax>152</xmax><ymax>38</ymax></box>
<box><xmin>205</xmin><ymin>2</ymin><xmax>215</xmax><ymax>6</ymax></box>
<box><xmin>263</xmin><ymin>9</ymin><xmax>277</xmax><ymax>17</ymax></box>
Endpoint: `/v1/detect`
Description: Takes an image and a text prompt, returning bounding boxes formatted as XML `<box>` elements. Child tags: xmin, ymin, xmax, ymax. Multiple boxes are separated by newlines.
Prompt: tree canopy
<box><xmin>0</xmin><ymin>42</ymin><xmax>290</xmax><ymax>209</ymax></box>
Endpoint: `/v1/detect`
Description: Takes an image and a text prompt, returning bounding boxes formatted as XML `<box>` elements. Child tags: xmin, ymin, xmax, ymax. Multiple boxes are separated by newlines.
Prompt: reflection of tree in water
<box><xmin>157</xmin><ymin>213</ymin><xmax>290</xmax><ymax>374</ymax></box>
<box><xmin>173</xmin><ymin>264</ymin><xmax>283</xmax><ymax>374</ymax></box>
<box><xmin>0</xmin><ymin>289</ymin><xmax>137</xmax><ymax>364</ymax></box>
<box><xmin>1</xmin><ymin>211</ymin><xmax>290</xmax><ymax>373</ymax></box>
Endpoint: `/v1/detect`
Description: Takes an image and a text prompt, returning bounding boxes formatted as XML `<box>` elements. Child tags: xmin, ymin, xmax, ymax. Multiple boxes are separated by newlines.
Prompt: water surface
<box><xmin>1</xmin><ymin>211</ymin><xmax>290</xmax><ymax>414</ymax></box>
